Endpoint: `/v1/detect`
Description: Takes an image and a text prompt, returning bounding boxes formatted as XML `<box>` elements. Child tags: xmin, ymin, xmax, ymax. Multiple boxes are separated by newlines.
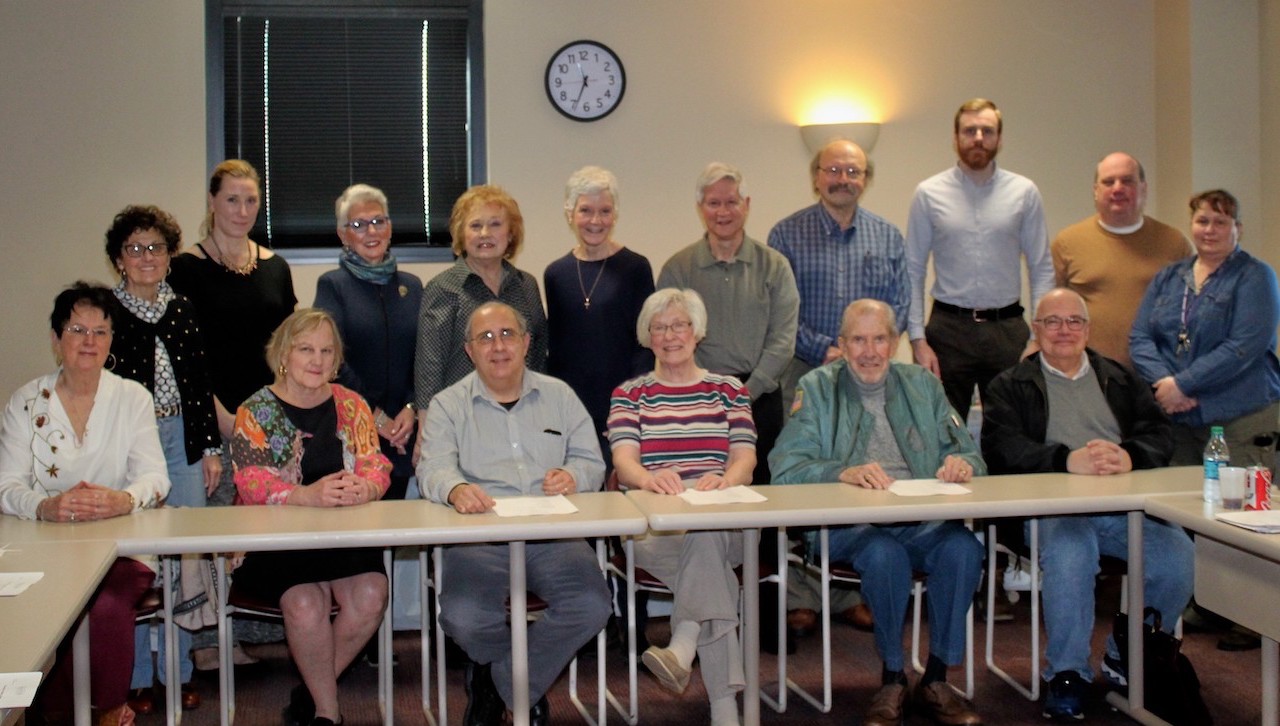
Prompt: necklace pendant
<box><xmin>584</xmin><ymin>299</ymin><xmax>591</xmax><ymax>310</ymax></box>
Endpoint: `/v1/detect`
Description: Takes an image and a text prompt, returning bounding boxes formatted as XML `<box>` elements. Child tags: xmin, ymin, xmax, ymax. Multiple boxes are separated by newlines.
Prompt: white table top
<box><xmin>0</xmin><ymin>492</ymin><xmax>648</xmax><ymax>556</ymax></box>
<box><xmin>627</xmin><ymin>467</ymin><xmax>1202</xmax><ymax>530</ymax></box>
<box><xmin>1146</xmin><ymin>492</ymin><xmax>1280</xmax><ymax>563</ymax></box>
<box><xmin>0</xmin><ymin>539</ymin><xmax>117</xmax><ymax>674</ymax></box>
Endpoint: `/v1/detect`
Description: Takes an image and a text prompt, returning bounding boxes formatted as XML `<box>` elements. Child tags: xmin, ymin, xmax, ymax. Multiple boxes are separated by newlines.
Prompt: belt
<box><xmin>155</xmin><ymin>403</ymin><xmax>182</xmax><ymax>418</ymax></box>
<box><xmin>932</xmin><ymin>300</ymin><xmax>1024</xmax><ymax>322</ymax></box>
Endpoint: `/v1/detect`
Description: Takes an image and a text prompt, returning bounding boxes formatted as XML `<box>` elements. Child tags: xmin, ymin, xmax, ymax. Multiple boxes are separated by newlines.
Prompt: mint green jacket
<box><xmin>769</xmin><ymin>360</ymin><xmax>985</xmax><ymax>484</ymax></box>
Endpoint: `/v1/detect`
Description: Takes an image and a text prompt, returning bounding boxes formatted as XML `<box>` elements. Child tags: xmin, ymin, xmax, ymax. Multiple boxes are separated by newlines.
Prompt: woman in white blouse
<box><xmin>0</xmin><ymin>282</ymin><xmax>169</xmax><ymax>726</ymax></box>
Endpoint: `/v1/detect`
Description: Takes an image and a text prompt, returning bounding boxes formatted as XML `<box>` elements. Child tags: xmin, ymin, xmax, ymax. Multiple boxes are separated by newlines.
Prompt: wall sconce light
<box><xmin>800</xmin><ymin>122</ymin><xmax>881</xmax><ymax>155</ymax></box>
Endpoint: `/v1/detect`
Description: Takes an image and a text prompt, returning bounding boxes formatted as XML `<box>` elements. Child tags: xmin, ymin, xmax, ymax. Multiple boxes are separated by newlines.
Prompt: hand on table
<box><xmin>839</xmin><ymin>463</ymin><xmax>893</xmax><ymax>490</ymax></box>
<box><xmin>935</xmin><ymin>455</ymin><xmax>975</xmax><ymax>483</ymax></box>
<box><xmin>542</xmin><ymin>468</ymin><xmax>577</xmax><ymax>496</ymax></box>
<box><xmin>448</xmin><ymin>482</ymin><xmax>496</xmax><ymax>514</ymax></box>
<box><xmin>40</xmin><ymin>481</ymin><xmax>132</xmax><ymax>522</ymax></box>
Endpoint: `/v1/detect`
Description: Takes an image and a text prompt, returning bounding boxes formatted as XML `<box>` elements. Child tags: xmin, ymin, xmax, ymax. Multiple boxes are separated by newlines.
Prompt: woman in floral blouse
<box><xmin>229</xmin><ymin>308</ymin><xmax>391</xmax><ymax>726</ymax></box>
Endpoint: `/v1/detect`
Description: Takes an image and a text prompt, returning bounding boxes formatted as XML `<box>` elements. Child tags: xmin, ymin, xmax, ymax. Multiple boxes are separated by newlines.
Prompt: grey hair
<box><xmin>1034</xmin><ymin>288</ymin><xmax>1090</xmax><ymax>320</ymax></box>
<box><xmin>563</xmin><ymin>165</ymin><xmax>620</xmax><ymax>214</ymax></box>
<box><xmin>335</xmin><ymin>183</ymin><xmax>389</xmax><ymax>230</ymax></box>
<box><xmin>695</xmin><ymin>162</ymin><xmax>748</xmax><ymax>203</ymax></box>
<box><xmin>839</xmin><ymin>299</ymin><xmax>897</xmax><ymax>339</ymax></box>
<box><xmin>637</xmin><ymin>288</ymin><xmax>708</xmax><ymax>345</ymax></box>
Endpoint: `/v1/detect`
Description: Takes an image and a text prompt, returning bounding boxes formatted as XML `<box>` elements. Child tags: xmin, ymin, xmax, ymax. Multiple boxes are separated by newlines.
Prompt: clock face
<box><xmin>545</xmin><ymin>40</ymin><xmax>626</xmax><ymax>122</ymax></box>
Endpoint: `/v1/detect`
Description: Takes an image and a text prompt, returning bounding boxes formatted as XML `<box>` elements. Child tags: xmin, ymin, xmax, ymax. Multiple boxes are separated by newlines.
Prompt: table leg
<box><xmin>743</xmin><ymin>527</ymin><xmax>760</xmax><ymax>726</ymax></box>
<box><xmin>162</xmin><ymin>556</ymin><xmax>179</xmax><ymax>726</ymax></box>
<box><xmin>1264</xmin><ymin>636</ymin><xmax>1278</xmax><ymax>726</ymax></box>
<box><xmin>509</xmin><ymin>541</ymin><xmax>529</xmax><ymax>726</ymax></box>
<box><xmin>73</xmin><ymin>615</ymin><xmax>89</xmax><ymax>726</ymax></box>
<box><xmin>1105</xmin><ymin>510</ymin><xmax>1169</xmax><ymax>724</ymax></box>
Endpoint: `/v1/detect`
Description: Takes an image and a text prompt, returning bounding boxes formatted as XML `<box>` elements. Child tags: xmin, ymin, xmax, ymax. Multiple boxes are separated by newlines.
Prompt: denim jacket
<box><xmin>1130</xmin><ymin>248</ymin><xmax>1280</xmax><ymax>427</ymax></box>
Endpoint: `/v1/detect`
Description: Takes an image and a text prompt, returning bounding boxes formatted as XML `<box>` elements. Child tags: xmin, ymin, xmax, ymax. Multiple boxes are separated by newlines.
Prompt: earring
<box><xmin>105</xmin><ymin>353</ymin><xmax>117</xmax><ymax>371</ymax></box>
<box><xmin>277</xmin><ymin>364</ymin><xmax>287</xmax><ymax>378</ymax></box>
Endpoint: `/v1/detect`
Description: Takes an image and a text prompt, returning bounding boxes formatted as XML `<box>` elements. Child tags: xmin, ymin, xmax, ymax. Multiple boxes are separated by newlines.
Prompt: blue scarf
<box><xmin>339</xmin><ymin>246</ymin><xmax>398</xmax><ymax>285</ymax></box>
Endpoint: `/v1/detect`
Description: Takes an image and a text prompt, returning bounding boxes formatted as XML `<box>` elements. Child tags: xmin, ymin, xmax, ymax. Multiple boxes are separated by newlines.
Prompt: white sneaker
<box><xmin>1002</xmin><ymin>557</ymin><xmax>1039</xmax><ymax>592</ymax></box>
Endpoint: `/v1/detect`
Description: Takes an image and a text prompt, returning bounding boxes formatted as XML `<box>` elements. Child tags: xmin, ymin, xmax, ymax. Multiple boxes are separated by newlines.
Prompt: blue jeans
<box><xmin>439</xmin><ymin>540</ymin><xmax>611</xmax><ymax>706</ymax></box>
<box><xmin>1034</xmin><ymin>514</ymin><xmax>1193</xmax><ymax>682</ymax></box>
<box><xmin>828</xmin><ymin>521</ymin><xmax>983</xmax><ymax>671</ymax></box>
<box><xmin>132</xmin><ymin>414</ymin><xmax>204</xmax><ymax>688</ymax></box>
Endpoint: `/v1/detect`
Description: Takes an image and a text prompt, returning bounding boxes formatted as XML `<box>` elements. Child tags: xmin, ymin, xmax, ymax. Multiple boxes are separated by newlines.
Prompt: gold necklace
<box><xmin>208</xmin><ymin>239</ymin><xmax>259</xmax><ymax>276</ymax></box>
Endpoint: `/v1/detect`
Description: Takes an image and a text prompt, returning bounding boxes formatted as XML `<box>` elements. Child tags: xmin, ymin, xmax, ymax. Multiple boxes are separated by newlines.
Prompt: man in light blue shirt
<box><xmin>418</xmin><ymin>301</ymin><xmax>609</xmax><ymax>726</ymax></box>
<box><xmin>906</xmin><ymin>98</ymin><xmax>1054</xmax><ymax>421</ymax></box>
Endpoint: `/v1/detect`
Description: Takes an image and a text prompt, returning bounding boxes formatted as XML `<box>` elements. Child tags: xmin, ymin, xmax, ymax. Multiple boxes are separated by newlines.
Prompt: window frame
<box><xmin>204</xmin><ymin>0</ymin><xmax>484</xmax><ymax>264</ymax></box>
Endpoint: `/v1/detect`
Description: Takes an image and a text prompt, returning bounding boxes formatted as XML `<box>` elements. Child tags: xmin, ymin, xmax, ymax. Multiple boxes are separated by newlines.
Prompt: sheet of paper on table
<box><xmin>0</xmin><ymin>672</ymin><xmax>42</xmax><ymax>708</ymax></box>
<box><xmin>0</xmin><ymin>572</ymin><xmax>43</xmax><ymax>597</ymax></box>
<box><xmin>1215</xmin><ymin>509</ymin><xmax>1280</xmax><ymax>533</ymax></box>
<box><xmin>888</xmin><ymin>479</ymin><xmax>972</xmax><ymax>497</ymax></box>
<box><xmin>678</xmin><ymin>487</ymin><xmax>768</xmax><ymax>506</ymax></box>
<box><xmin>492</xmin><ymin>495</ymin><xmax>579</xmax><ymax>517</ymax></box>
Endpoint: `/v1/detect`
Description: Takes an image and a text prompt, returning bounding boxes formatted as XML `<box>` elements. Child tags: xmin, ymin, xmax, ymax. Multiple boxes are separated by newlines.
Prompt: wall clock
<box><xmin>545</xmin><ymin>40</ymin><xmax>626</xmax><ymax>122</ymax></box>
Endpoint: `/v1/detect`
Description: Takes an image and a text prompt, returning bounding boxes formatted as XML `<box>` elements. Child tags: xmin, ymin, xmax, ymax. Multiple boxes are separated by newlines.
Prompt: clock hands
<box><xmin>572</xmin><ymin>62</ymin><xmax>588</xmax><ymax>110</ymax></box>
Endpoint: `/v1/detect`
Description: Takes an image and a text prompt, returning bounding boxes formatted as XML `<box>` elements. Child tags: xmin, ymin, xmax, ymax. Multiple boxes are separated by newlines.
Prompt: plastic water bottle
<box><xmin>1203</xmin><ymin>426</ymin><xmax>1230</xmax><ymax>503</ymax></box>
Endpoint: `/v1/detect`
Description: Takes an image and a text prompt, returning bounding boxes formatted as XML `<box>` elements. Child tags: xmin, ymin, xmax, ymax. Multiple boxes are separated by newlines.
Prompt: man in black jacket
<box><xmin>982</xmin><ymin>288</ymin><xmax>1192</xmax><ymax>722</ymax></box>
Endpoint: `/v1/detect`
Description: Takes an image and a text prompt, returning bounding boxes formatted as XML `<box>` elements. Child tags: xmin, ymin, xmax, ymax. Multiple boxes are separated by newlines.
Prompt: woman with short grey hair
<box><xmin>544</xmin><ymin>165</ymin><xmax>654</xmax><ymax>469</ymax></box>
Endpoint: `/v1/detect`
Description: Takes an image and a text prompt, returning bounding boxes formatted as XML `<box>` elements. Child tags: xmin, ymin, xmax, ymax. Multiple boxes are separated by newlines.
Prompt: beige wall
<box><xmin>0</xmin><ymin>0</ymin><xmax>1273</xmax><ymax>397</ymax></box>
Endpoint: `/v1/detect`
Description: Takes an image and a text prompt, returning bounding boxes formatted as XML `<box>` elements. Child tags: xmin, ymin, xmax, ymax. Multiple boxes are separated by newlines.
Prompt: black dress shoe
<box><xmin>529</xmin><ymin>695</ymin><xmax>551</xmax><ymax>726</ymax></box>
<box><xmin>463</xmin><ymin>662</ymin><xmax>505</xmax><ymax>726</ymax></box>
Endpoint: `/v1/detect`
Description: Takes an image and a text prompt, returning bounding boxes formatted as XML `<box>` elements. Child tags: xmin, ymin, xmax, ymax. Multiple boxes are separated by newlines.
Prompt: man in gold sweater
<box><xmin>1051</xmin><ymin>152</ymin><xmax>1190</xmax><ymax>368</ymax></box>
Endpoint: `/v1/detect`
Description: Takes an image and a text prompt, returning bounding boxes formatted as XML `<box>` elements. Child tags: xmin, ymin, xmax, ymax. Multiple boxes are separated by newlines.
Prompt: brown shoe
<box><xmin>126</xmin><ymin>689</ymin><xmax>153</xmax><ymax>716</ymax></box>
<box><xmin>841</xmin><ymin>603</ymin><xmax>874</xmax><ymax>631</ymax></box>
<box><xmin>864</xmin><ymin>682</ymin><xmax>907</xmax><ymax>726</ymax></box>
<box><xmin>913</xmin><ymin>681</ymin><xmax>982</xmax><ymax>725</ymax></box>
<box><xmin>786</xmin><ymin>608</ymin><xmax>818</xmax><ymax>634</ymax></box>
<box><xmin>181</xmin><ymin>685</ymin><xmax>201</xmax><ymax>710</ymax></box>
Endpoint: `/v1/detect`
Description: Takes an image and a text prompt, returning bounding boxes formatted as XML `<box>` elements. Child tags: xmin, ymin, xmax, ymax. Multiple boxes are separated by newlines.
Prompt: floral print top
<box><xmin>230</xmin><ymin>383</ymin><xmax>391</xmax><ymax>505</ymax></box>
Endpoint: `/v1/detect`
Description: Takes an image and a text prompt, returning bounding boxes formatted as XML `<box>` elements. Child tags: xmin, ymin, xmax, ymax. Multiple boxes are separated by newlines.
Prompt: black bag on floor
<box><xmin>1112</xmin><ymin>607</ymin><xmax>1213</xmax><ymax>726</ymax></box>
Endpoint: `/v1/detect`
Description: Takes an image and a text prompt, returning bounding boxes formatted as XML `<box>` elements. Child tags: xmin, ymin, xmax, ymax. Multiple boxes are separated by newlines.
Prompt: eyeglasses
<box><xmin>469</xmin><ymin>328</ymin><xmax>521</xmax><ymax>346</ymax></box>
<box><xmin>64</xmin><ymin>324</ymin><xmax>112</xmax><ymax>340</ymax></box>
<box><xmin>649</xmin><ymin>321</ymin><xmax>693</xmax><ymax>336</ymax></box>
<box><xmin>343</xmin><ymin>216</ymin><xmax>391</xmax><ymax>234</ymax></box>
<box><xmin>1033</xmin><ymin>316</ymin><xmax>1088</xmax><ymax>331</ymax></box>
<box><xmin>123</xmin><ymin>241</ymin><xmax>170</xmax><ymax>258</ymax></box>
<box><xmin>818</xmin><ymin>166</ymin><xmax>865</xmax><ymax>180</ymax></box>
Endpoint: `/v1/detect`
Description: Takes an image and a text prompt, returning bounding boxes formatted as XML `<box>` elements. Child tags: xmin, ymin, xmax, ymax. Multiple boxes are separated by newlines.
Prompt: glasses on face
<box><xmin>343</xmin><ymin>216</ymin><xmax>391</xmax><ymax>234</ymax></box>
<box><xmin>649</xmin><ymin>320</ymin><xmax>693</xmax><ymax>336</ymax></box>
<box><xmin>123</xmin><ymin>241</ymin><xmax>170</xmax><ymax>258</ymax></box>
<box><xmin>818</xmin><ymin>166</ymin><xmax>865</xmax><ymax>180</ymax></box>
<box><xmin>1034</xmin><ymin>316</ymin><xmax>1088</xmax><ymax>331</ymax></box>
<box><xmin>470</xmin><ymin>328</ymin><xmax>520</xmax><ymax>346</ymax></box>
<box><xmin>64</xmin><ymin>324</ymin><xmax>112</xmax><ymax>340</ymax></box>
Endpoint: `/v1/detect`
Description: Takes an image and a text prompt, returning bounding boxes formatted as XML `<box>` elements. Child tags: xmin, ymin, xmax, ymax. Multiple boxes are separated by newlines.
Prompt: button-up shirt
<box><xmin>417</xmin><ymin>369</ymin><xmax>605</xmax><ymax>504</ymax></box>
<box><xmin>905</xmin><ymin>163</ymin><xmax>1053</xmax><ymax>340</ymax></box>
<box><xmin>768</xmin><ymin>204</ymin><xmax>909</xmax><ymax>366</ymax></box>
<box><xmin>657</xmin><ymin>234</ymin><xmax>798</xmax><ymax>399</ymax></box>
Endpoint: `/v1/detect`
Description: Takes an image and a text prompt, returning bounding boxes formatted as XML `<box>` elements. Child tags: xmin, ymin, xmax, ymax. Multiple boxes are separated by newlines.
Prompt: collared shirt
<box><xmin>414</xmin><ymin>258</ymin><xmax>549</xmax><ymax>410</ymax></box>
<box><xmin>1039</xmin><ymin>351</ymin><xmax>1092</xmax><ymax>381</ymax></box>
<box><xmin>904</xmin><ymin>163</ymin><xmax>1053</xmax><ymax>340</ymax></box>
<box><xmin>417</xmin><ymin>369</ymin><xmax>605</xmax><ymax>504</ymax></box>
<box><xmin>657</xmin><ymin>234</ymin><xmax>798</xmax><ymax>399</ymax></box>
<box><xmin>768</xmin><ymin>204</ymin><xmax>909</xmax><ymax>366</ymax></box>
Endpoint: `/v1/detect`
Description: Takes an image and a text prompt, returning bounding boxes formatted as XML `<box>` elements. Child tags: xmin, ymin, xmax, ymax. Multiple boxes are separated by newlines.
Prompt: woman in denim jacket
<box><xmin>1130</xmin><ymin>189</ymin><xmax>1280</xmax><ymax>467</ymax></box>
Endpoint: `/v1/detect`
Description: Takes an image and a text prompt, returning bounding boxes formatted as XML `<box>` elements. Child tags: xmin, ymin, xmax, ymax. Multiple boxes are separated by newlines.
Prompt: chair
<box><xmin>771</xmin><ymin>525</ymin><xmax>975</xmax><ymax>713</ymax></box>
<box><xmin>136</xmin><ymin>555</ymin><xmax>186</xmax><ymax>726</ymax></box>
<box><xmin>214</xmin><ymin>549</ymin><xmax>393</xmax><ymax>726</ymax></box>
<box><xmin>420</xmin><ymin>542</ymin><xmax>611</xmax><ymax>726</ymax></box>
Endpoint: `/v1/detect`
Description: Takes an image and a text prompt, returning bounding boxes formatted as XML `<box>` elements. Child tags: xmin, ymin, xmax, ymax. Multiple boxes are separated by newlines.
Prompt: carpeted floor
<box><xmin>126</xmin><ymin>574</ymin><xmax>1264</xmax><ymax>725</ymax></box>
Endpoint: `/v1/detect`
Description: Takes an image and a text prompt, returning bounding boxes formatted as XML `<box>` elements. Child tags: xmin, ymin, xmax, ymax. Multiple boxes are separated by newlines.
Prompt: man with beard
<box><xmin>1051</xmin><ymin>152</ymin><xmax>1190</xmax><ymax>369</ymax></box>
<box><xmin>768</xmin><ymin>139</ymin><xmax>908</xmax><ymax>635</ymax></box>
<box><xmin>905</xmin><ymin>98</ymin><xmax>1054</xmax><ymax>421</ymax></box>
